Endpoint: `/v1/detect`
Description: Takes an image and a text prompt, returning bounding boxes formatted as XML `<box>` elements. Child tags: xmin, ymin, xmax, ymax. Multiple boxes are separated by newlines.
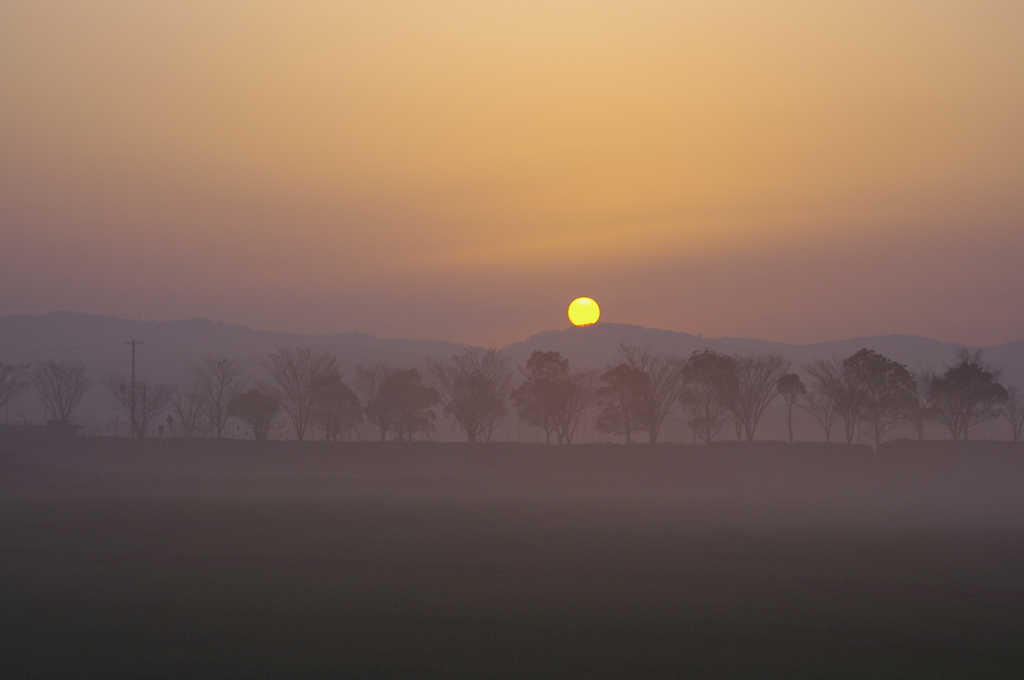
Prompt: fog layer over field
<box><xmin>2</xmin><ymin>442</ymin><xmax>1022</xmax><ymax>678</ymax></box>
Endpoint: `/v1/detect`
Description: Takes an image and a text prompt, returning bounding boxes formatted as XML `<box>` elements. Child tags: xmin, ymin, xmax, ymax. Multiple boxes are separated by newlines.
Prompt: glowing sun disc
<box><xmin>568</xmin><ymin>297</ymin><xmax>601</xmax><ymax>326</ymax></box>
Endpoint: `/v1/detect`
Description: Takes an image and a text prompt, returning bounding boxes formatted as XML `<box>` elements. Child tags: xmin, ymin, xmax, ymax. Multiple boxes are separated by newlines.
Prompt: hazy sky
<box><xmin>3</xmin><ymin>1</ymin><xmax>1023</xmax><ymax>345</ymax></box>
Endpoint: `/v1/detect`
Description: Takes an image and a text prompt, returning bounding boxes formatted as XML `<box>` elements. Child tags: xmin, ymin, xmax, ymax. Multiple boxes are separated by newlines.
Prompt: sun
<box><xmin>567</xmin><ymin>297</ymin><xmax>601</xmax><ymax>326</ymax></box>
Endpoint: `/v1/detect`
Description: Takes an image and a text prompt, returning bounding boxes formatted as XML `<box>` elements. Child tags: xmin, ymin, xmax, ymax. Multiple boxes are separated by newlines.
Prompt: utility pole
<box><xmin>125</xmin><ymin>339</ymin><xmax>145</xmax><ymax>438</ymax></box>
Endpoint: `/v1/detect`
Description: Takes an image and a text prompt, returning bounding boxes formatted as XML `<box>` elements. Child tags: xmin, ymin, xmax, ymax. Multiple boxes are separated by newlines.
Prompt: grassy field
<box><xmin>1</xmin><ymin>443</ymin><xmax>1023</xmax><ymax>678</ymax></box>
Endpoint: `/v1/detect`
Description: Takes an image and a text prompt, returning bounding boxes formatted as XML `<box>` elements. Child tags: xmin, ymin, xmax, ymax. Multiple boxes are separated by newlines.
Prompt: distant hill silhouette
<box><xmin>3</xmin><ymin>312</ymin><xmax>1023</xmax><ymax>424</ymax></box>
<box><xmin>505</xmin><ymin>324</ymin><xmax>988</xmax><ymax>375</ymax></box>
<box><xmin>0</xmin><ymin>312</ymin><xmax>464</xmax><ymax>382</ymax></box>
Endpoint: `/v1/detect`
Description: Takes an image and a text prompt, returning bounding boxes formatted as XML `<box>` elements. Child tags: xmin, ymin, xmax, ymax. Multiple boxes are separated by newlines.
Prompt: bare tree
<box><xmin>1002</xmin><ymin>386</ymin><xmax>1024</xmax><ymax>443</ymax></box>
<box><xmin>356</xmin><ymin>364</ymin><xmax>395</xmax><ymax>444</ymax></box>
<box><xmin>844</xmin><ymin>349</ymin><xmax>916</xmax><ymax>450</ymax></box>
<box><xmin>678</xmin><ymin>349</ymin><xmax>737</xmax><ymax>445</ymax></box>
<box><xmin>311</xmin><ymin>371</ymin><xmax>364</xmax><ymax>441</ymax></box>
<box><xmin>428</xmin><ymin>347</ymin><xmax>512</xmax><ymax>443</ymax></box>
<box><xmin>356</xmin><ymin>366</ymin><xmax>439</xmax><ymax>442</ymax></box>
<box><xmin>904</xmin><ymin>369</ymin><xmax>934</xmax><ymax>440</ymax></box>
<box><xmin>595</xmin><ymin>363</ymin><xmax>647</xmax><ymax>444</ymax></box>
<box><xmin>805</xmin><ymin>357</ymin><xmax>863</xmax><ymax>444</ymax></box>
<box><xmin>262</xmin><ymin>347</ymin><xmax>339</xmax><ymax>441</ymax></box>
<box><xmin>730</xmin><ymin>353</ymin><xmax>790</xmax><ymax>441</ymax></box>
<box><xmin>0</xmin><ymin>361</ymin><xmax>31</xmax><ymax>415</ymax></box>
<box><xmin>799</xmin><ymin>389</ymin><xmax>838</xmax><ymax>442</ymax></box>
<box><xmin>557</xmin><ymin>370</ymin><xmax>599</xmax><ymax>444</ymax></box>
<box><xmin>355</xmin><ymin>363</ymin><xmax>397</xmax><ymax>442</ymax></box>
<box><xmin>171</xmin><ymin>376</ymin><xmax>208</xmax><ymax>437</ymax></box>
<box><xmin>777</xmin><ymin>372</ymin><xmax>806</xmax><ymax>444</ymax></box>
<box><xmin>512</xmin><ymin>351</ymin><xmax>598</xmax><ymax>445</ymax></box>
<box><xmin>380</xmin><ymin>369</ymin><xmax>438</xmax><ymax>442</ymax></box>
<box><xmin>32</xmin><ymin>359</ymin><xmax>92</xmax><ymax>425</ymax></box>
<box><xmin>928</xmin><ymin>347</ymin><xmax>1007</xmax><ymax>441</ymax></box>
<box><xmin>191</xmin><ymin>356</ymin><xmax>246</xmax><ymax>438</ymax></box>
<box><xmin>106</xmin><ymin>377</ymin><xmax>174</xmax><ymax>437</ymax></box>
<box><xmin>683</xmin><ymin>408</ymin><xmax>701</xmax><ymax>444</ymax></box>
<box><xmin>618</xmin><ymin>345</ymin><xmax>680</xmax><ymax>445</ymax></box>
<box><xmin>228</xmin><ymin>388</ymin><xmax>280</xmax><ymax>440</ymax></box>
<box><xmin>512</xmin><ymin>351</ymin><xmax>567</xmax><ymax>445</ymax></box>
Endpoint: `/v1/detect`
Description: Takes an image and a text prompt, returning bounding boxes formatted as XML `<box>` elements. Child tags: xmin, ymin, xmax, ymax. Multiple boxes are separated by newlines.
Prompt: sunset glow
<box><xmin>3</xmin><ymin>5</ymin><xmax>1024</xmax><ymax>671</ymax></box>
<box><xmin>2</xmin><ymin>1</ymin><xmax>1023</xmax><ymax>344</ymax></box>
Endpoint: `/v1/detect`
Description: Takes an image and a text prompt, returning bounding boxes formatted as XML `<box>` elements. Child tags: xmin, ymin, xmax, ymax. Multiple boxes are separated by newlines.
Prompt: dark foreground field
<box><xmin>2</xmin><ymin>441</ymin><xmax>1023</xmax><ymax>679</ymax></box>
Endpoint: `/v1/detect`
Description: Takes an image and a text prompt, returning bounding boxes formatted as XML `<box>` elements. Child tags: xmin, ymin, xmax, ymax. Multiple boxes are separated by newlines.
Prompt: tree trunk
<box><xmin>786</xmin><ymin>404</ymin><xmax>794</xmax><ymax>445</ymax></box>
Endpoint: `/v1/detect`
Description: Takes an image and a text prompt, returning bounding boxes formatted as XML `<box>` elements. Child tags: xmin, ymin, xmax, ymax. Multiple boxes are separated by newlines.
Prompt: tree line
<box><xmin>0</xmin><ymin>343</ymin><xmax>1021</xmax><ymax>448</ymax></box>
<box><xmin>0</xmin><ymin>346</ymin><xmax>508</xmax><ymax>443</ymax></box>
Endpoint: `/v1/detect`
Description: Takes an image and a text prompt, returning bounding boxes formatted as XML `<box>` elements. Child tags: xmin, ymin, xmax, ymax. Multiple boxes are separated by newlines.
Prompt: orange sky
<box><xmin>2</xmin><ymin>1</ymin><xmax>1023</xmax><ymax>344</ymax></box>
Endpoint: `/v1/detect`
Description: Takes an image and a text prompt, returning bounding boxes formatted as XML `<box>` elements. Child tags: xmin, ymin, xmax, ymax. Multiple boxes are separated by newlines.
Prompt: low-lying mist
<box><xmin>2</xmin><ymin>442</ymin><xmax>1022</xmax><ymax>678</ymax></box>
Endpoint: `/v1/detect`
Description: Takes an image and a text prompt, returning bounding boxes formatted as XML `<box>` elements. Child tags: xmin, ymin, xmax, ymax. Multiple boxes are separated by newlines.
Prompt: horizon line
<box><xmin>1</xmin><ymin>310</ymin><xmax>1018</xmax><ymax>352</ymax></box>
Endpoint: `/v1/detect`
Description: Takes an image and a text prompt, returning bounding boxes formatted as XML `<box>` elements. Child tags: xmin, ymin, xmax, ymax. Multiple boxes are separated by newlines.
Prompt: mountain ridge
<box><xmin>3</xmin><ymin>311</ymin><xmax>1022</xmax><ymax>382</ymax></box>
<box><xmin>4</xmin><ymin>312</ymin><xmax>1023</xmax><ymax>428</ymax></box>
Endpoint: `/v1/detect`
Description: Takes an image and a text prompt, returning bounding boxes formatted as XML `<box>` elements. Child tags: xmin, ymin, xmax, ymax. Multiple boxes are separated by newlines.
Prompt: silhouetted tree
<box><xmin>512</xmin><ymin>351</ymin><xmax>564</xmax><ymax>444</ymax></box>
<box><xmin>428</xmin><ymin>347</ymin><xmax>512</xmax><ymax>443</ymax></box>
<box><xmin>311</xmin><ymin>371</ymin><xmax>363</xmax><ymax>441</ymax></box>
<box><xmin>31</xmin><ymin>359</ymin><xmax>92</xmax><ymax>425</ymax></box>
<box><xmin>595</xmin><ymin>363</ymin><xmax>647</xmax><ymax>444</ymax></box>
<box><xmin>805</xmin><ymin>357</ymin><xmax>863</xmax><ymax>443</ymax></box>
<box><xmin>228</xmin><ymin>388</ymin><xmax>280</xmax><ymax>440</ymax></box>
<box><xmin>171</xmin><ymin>376</ymin><xmax>207</xmax><ymax>437</ymax></box>
<box><xmin>0</xmin><ymin>361</ymin><xmax>30</xmax><ymax>415</ymax></box>
<box><xmin>556</xmin><ymin>370</ymin><xmax>599</xmax><ymax>444</ymax></box>
<box><xmin>777</xmin><ymin>372</ymin><xmax>805</xmax><ymax>444</ymax></box>
<box><xmin>618</xmin><ymin>345</ymin><xmax>680</xmax><ymax>445</ymax></box>
<box><xmin>927</xmin><ymin>347</ymin><xmax>1007</xmax><ymax>441</ymax></box>
<box><xmin>380</xmin><ymin>369</ymin><xmax>438</xmax><ymax>441</ymax></box>
<box><xmin>731</xmin><ymin>353</ymin><xmax>790</xmax><ymax>441</ymax></box>
<box><xmin>262</xmin><ymin>346</ymin><xmax>338</xmax><ymax>441</ymax></box>
<box><xmin>512</xmin><ymin>351</ymin><xmax>598</xmax><ymax>445</ymax></box>
<box><xmin>106</xmin><ymin>377</ymin><xmax>174</xmax><ymax>437</ymax></box>
<box><xmin>678</xmin><ymin>349</ymin><xmax>737</xmax><ymax>444</ymax></box>
<box><xmin>683</xmin><ymin>413</ymin><xmax>701</xmax><ymax>444</ymax></box>
<box><xmin>798</xmin><ymin>389</ymin><xmax>837</xmax><ymax>442</ymax></box>
<box><xmin>903</xmin><ymin>369</ymin><xmax>934</xmax><ymax>440</ymax></box>
<box><xmin>191</xmin><ymin>356</ymin><xmax>246</xmax><ymax>438</ymax></box>
<box><xmin>355</xmin><ymin>363</ymin><xmax>397</xmax><ymax>442</ymax></box>
<box><xmin>843</xmin><ymin>349</ymin><xmax>916</xmax><ymax>450</ymax></box>
<box><xmin>1002</xmin><ymin>386</ymin><xmax>1024</xmax><ymax>443</ymax></box>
